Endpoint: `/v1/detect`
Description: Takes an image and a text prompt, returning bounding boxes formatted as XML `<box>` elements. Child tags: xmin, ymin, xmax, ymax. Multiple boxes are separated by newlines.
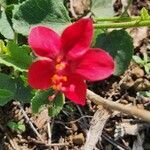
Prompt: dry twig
<box><xmin>47</xmin><ymin>117</ymin><xmax>52</xmax><ymax>144</ymax></box>
<box><xmin>83</xmin><ymin>106</ymin><xmax>110</xmax><ymax>150</ymax></box>
<box><xmin>69</xmin><ymin>115</ymin><xmax>92</xmax><ymax>124</ymax></box>
<box><xmin>29</xmin><ymin>138</ymin><xmax>69</xmax><ymax>147</ymax></box>
<box><xmin>76</xmin><ymin>105</ymin><xmax>89</xmax><ymax>130</ymax></box>
<box><xmin>18</xmin><ymin>103</ymin><xmax>44</xmax><ymax>142</ymax></box>
<box><xmin>87</xmin><ymin>90</ymin><xmax>150</xmax><ymax>122</ymax></box>
<box><xmin>102</xmin><ymin>132</ymin><xmax>129</xmax><ymax>150</ymax></box>
<box><xmin>0</xmin><ymin>124</ymin><xmax>20</xmax><ymax>150</ymax></box>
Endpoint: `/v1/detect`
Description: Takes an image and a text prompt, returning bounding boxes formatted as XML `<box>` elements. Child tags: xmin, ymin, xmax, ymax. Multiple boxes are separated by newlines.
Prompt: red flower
<box><xmin>28</xmin><ymin>19</ymin><xmax>114</xmax><ymax>105</ymax></box>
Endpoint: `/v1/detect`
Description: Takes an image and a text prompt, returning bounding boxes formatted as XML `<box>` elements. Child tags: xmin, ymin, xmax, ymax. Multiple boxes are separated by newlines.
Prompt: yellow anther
<box><xmin>51</xmin><ymin>74</ymin><xmax>59</xmax><ymax>83</ymax></box>
<box><xmin>52</xmin><ymin>85</ymin><xmax>58</xmax><ymax>90</ymax></box>
<box><xmin>52</xmin><ymin>74</ymin><xmax>67</xmax><ymax>82</ymax></box>
<box><xmin>61</xmin><ymin>76</ymin><xmax>67</xmax><ymax>81</ymax></box>
<box><xmin>52</xmin><ymin>83</ymin><xmax>62</xmax><ymax>91</ymax></box>
<box><xmin>55</xmin><ymin>63</ymin><xmax>66</xmax><ymax>71</ymax></box>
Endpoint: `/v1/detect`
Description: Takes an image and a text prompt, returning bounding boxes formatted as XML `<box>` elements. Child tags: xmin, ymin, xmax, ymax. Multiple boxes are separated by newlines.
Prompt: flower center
<box><xmin>51</xmin><ymin>56</ymin><xmax>67</xmax><ymax>91</ymax></box>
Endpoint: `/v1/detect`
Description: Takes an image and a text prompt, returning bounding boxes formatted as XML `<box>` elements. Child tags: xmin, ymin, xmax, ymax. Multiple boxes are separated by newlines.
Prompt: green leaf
<box><xmin>0</xmin><ymin>73</ymin><xmax>32</xmax><ymax>105</ymax></box>
<box><xmin>12</xmin><ymin>0</ymin><xmax>71</xmax><ymax>35</ymax></box>
<box><xmin>14</xmin><ymin>78</ymin><xmax>33</xmax><ymax>103</ymax></box>
<box><xmin>143</xmin><ymin>52</ymin><xmax>148</xmax><ymax>63</ymax></box>
<box><xmin>145</xmin><ymin>91</ymin><xmax>150</xmax><ymax>97</ymax></box>
<box><xmin>7</xmin><ymin>121</ymin><xmax>18</xmax><ymax>130</ymax></box>
<box><xmin>48</xmin><ymin>92</ymin><xmax>64</xmax><ymax>117</ymax></box>
<box><xmin>133</xmin><ymin>55</ymin><xmax>144</xmax><ymax>65</ymax></box>
<box><xmin>0</xmin><ymin>41</ymin><xmax>32</xmax><ymax>71</ymax></box>
<box><xmin>7</xmin><ymin>41</ymin><xmax>32</xmax><ymax>69</ymax></box>
<box><xmin>0</xmin><ymin>73</ymin><xmax>16</xmax><ymax>93</ymax></box>
<box><xmin>0</xmin><ymin>89</ymin><xmax>14</xmax><ymax>99</ymax></box>
<box><xmin>0</xmin><ymin>40</ymin><xmax>8</xmax><ymax>54</ymax></box>
<box><xmin>144</xmin><ymin>63</ymin><xmax>150</xmax><ymax>74</ymax></box>
<box><xmin>138</xmin><ymin>91</ymin><xmax>150</xmax><ymax>98</ymax></box>
<box><xmin>0</xmin><ymin>56</ymin><xmax>25</xmax><ymax>71</ymax></box>
<box><xmin>0</xmin><ymin>89</ymin><xmax>14</xmax><ymax>106</ymax></box>
<box><xmin>140</xmin><ymin>7</ymin><xmax>150</xmax><ymax>20</ymax></box>
<box><xmin>17</xmin><ymin>123</ymin><xmax>26</xmax><ymax>132</ymax></box>
<box><xmin>92</xmin><ymin>28</ymin><xmax>104</xmax><ymax>47</ymax></box>
<box><xmin>7</xmin><ymin>121</ymin><xmax>26</xmax><ymax>133</ymax></box>
<box><xmin>94</xmin><ymin>30</ymin><xmax>134</xmax><ymax>75</ymax></box>
<box><xmin>0</xmin><ymin>10</ymin><xmax>14</xmax><ymax>39</ymax></box>
<box><xmin>64</xmin><ymin>104</ymin><xmax>75</xmax><ymax>113</ymax></box>
<box><xmin>31</xmin><ymin>89</ymin><xmax>54</xmax><ymax>113</ymax></box>
<box><xmin>0</xmin><ymin>0</ymin><xmax>18</xmax><ymax>5</ymax></box>
<box><xmin>0</xmin><ymin>73</ymin><xmax>16</xmax><ymax>106</ymax></box>
<box><xmin>91</xmin><ymin>0</ymin><xmax>114</xmax><ymax>17</ymax></box>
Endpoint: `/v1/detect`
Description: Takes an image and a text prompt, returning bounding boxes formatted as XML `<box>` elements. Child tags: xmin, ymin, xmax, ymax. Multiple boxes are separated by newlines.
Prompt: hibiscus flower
<box><xmin>28</xmin><ymin>19</ymin><xmax>114</xmax><ymax>105</ymax></box>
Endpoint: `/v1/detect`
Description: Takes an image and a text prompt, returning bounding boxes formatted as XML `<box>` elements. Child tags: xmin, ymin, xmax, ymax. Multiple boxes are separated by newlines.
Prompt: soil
<box><xmin>0</xmin><ymin>0</ymin><xmax>150</xmax><ymax>150</ymax></box>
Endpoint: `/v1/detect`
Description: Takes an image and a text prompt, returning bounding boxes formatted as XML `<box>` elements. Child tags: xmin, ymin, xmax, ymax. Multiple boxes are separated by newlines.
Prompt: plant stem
<box><xmin>94</xmin><ymin>16</ymin><xmax>140</xmax><ymax>22</ymax></box>
<box><xmin>94</xmin><ymin>20</ymin><xmax>150</xmax><ymax>29</ymax></box>
<box><xmin>14</xmin><ymin>32</ymin><xmax>18</xmax><ymax>44</ymax></box>
<box><xmin>87</xmin><ymin>90</ymin><xmax>150</xmax><ymax>122</ymax></box>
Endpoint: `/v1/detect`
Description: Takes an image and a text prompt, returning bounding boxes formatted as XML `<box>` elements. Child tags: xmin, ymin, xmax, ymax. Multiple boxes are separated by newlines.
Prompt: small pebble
<box><xmin>72</xmin><ymin>133</ymin><xmax>84</xmax><ymax>145</ymax></box>
<box><xmin>131</xmin><ymin>67</ymin><xmax>144</xmax><ymax>78</ymax></box>
<box><xmin>120</xmin><ymin>99</ymin><xmax>128</xmax><ymax>104</ymax></box>
<box><xmin>133</xmin><ymin>78</ymin><xmax>150</xmax><ymax>91</ymax></box>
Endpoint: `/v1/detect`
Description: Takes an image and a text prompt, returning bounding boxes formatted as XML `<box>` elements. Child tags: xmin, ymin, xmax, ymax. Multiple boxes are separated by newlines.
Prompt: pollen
<box><xmin>52</xmin><ymin>74</ymin><xmax>67</xmax><ymax>83</ymax></box>
<box><xmin>51</xmin><ymin>74</ymin><xmax>59</xmax><ymax>83</ymax></box>
<box><xmin>52</xmin><ymin>84</ymin><xmax>62</xmax><ymax>91</ymax></box>
<box><xmin>55</xmin><ymin>63</ymin><xmax>66</xmax><ymax>71</ymax></box>
<box><xmin>52</xmin><ymin>56</ymin><xmax>67</xmax><ymax>91</ymax></box>
<box><xmin>51</xmin><ymin>74</ymin><xmax>67</xmax><ymax>91</ymax></box>
<box><xmin>61</xmin><ymin>76</ymin><xmax>67</xmax><ymax>82</ymax></box>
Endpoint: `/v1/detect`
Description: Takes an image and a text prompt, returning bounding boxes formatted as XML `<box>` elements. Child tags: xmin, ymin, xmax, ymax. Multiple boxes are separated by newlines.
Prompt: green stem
<box><xmin>14</xmin><ymin>32</ymin><xmax>18</xmax><ymax>44</ymax></box>
<box><xmin>94</xmin><ymin>20</ymin><xmax>150</xmax><ymax>29</ymax></box>
<box><xmin>94</xmin><ymin>16</ymin><xmax>140</xmax><ymax>22</ymax></box>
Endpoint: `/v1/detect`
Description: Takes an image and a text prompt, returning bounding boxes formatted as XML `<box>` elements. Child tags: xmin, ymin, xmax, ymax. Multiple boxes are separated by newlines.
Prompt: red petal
<box><xmin>61</xmin><ymin>19</ymin><xmax>93</xmax><ymax>60</ymax></box>
<box><xmin>63</xmin><ymin>75</ymin><xmax>87</xmax><ymax>105</ymax></box>
<box><xmin>28</xmin><ymin>60</ymin><xmax>54</xmax><ymax>89</ymax></box>
<box><xmin>75</xmin><ymin>48</ymin><xmax>115</xmax><ymax>81</ymax></box>
<box><xmin>28</xmin><ymin>26</ymin><xmax>61</xmax><ymax>59</ymax></box>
